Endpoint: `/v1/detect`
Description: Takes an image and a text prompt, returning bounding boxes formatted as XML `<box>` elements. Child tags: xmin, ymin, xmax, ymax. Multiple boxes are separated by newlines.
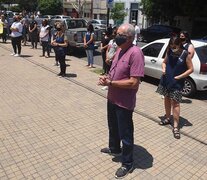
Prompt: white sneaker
<box><xmin>101</xmin><ymin>86</ymin><xmax>108</xmax><ymax>90</ymax></box>
<box><xmin>14</xmin><ymin>54</ymin><xmax>20</xmax><ymax>57</ymax></box>
<box><xmin>10</xmin><ymin>53</ymin><xmax>15</xmax><ymax>56</ymax></box>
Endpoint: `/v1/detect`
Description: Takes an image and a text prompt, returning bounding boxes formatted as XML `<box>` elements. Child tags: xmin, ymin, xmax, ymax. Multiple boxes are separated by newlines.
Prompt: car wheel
<box><xmin>182</xmin><ymin>78</ymin><xmax>196</xmax><ymax>97</ymax></box>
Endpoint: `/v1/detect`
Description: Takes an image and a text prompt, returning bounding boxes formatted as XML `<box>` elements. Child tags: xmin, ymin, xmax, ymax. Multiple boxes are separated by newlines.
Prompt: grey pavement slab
<box><xmin>0</xmin><ymin>42</ymin><xmax>206</xmax><ymax>179</ymax></box>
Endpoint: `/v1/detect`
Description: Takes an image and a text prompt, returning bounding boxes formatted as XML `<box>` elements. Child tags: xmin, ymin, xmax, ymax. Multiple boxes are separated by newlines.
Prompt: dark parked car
<box><xmin>139</xmin><ymin>24</ymin><xmax>181</xmax><ymax>43</ymax></box>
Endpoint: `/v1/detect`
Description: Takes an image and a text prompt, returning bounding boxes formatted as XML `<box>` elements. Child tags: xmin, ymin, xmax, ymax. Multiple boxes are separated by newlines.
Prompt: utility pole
<box><xmin>107</xmin><ymin>0</ymin><xmax>114</xmax><ymax>27</ymax></box>
<box><xmin>91</xmin><ymin>0</ymin><xmax>93</xmax><ymax>19</ymax></box>
<box><xmin>106</xmin><ymin>8</ymin><xmax>110</xmax><ymax>27</ymax></box>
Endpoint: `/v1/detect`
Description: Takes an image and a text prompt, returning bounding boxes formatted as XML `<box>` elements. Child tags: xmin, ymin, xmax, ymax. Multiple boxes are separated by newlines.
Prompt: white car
<box><xmin>89</xmin><ymin>19</ymin><xmax>107</xmax><ymax>29</ymax></box>
<box><xmin>51</xmin><ymin>15</ymin><xmax>71</xmax><ymax>19</ymax></box>
<box><xmin>141</xmin><ymin>38</ymin><xmax>207</xmax><ymax>97</ymax></box>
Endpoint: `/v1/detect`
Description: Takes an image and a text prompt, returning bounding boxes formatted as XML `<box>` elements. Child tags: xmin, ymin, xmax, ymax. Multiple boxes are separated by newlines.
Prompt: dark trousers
<box><xmin>2</xmin><ymin>28</ymin><xmax>7</xmax><ymax>42</ymax></box>
<box><xmin>101</xmin><ymin>51</ymin><xmax>110</xmax><ymax>74</ymax></box>
<box><xmin>41</xmin><ymin>41</ymin><xmax>50</xmax><ymax>56</ymax></box>
<box><xmin>11</xmin><ymin>36</ymin><xmax>22</xmax><ymax>54</ymax></box>
<box><xmin>55</xmin><ymin>53</ymin><xmax>66</xmax><ymax>74</ymax></box>
<box><xmin>107</xmin><ymin>101</ymin><xmax>134</xmax><ymax>167</ymax></box>
<box><xmin>30</xmin><ymin>32</ymin><xmax>38</xmax><ymax>48</ymax></box>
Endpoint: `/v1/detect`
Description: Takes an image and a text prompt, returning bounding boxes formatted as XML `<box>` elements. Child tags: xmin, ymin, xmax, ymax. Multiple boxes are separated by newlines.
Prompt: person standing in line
<box><xmin>51</xmin><ymin>23</ymin><xmax>68</xmax><ymax>77</ymax></box>
<box><xmin>180</xmin><ymin>31</ymin><xmax>195</xmax><ymax>59</ymax></box>
<box><xmin>98</xmin><ymin>23</ymin><xmax>145</xmax><ymax>179</ymax></box>
<box><xmin>156</xmin><ymin>36</ymin><xmax>194</xmax><ymax>139</ymax></box>
<box><xmin>29</xmin><ymin>15</ymin><xmax>38</xmax><ymax>49</ymax></box>
<box><xmin>20</xmin><ymin>13</ymin><xmax>29</xmax><ymax>46</ymax></box>
<box><xmin>131</xmin><ymin>20</ymin><xmax>140</xmax><ymax>45</ymax></box>
<box><xmin>84</xmin><ymin>23</ymin><xmax>95</xmax><ymax>68</ymax></box>
<box><xmin>39</xmin><ymin>19</ymin><xmax>50</xmax><ymax>58</ymax></box>
<box><xmin>101</xmin><ymin>28</ymin><xmax>118</xmax><ymax>91</ymax></box>
<box><xmin>107</xmin><ymin>24</ymin><xmax>113</xmax><ymax>36</ymax></box>
<box><xmin>10</xmin><ymin>15</ymin><xmax>23</xmax><ymax>57</ymax></box>
<box><xmin>100</xmin><ymin>30</ymin><xmax>111</xmax><ymax>75</ymax></box>
<box><xmin>105</xmin><ymin>27</ymin><xmax>118</xmax><ymax>67</ymax></box>
<box><xmin>0</xmin><ymin>14</ymin><xmax>8</xmax><ymax>43</ymax></box>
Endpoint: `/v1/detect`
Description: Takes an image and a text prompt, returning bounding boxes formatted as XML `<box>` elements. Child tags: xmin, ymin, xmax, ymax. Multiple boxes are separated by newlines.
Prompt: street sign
<box><xmin>106</xmin><ymin>0</ymin><xmax>114</xmax><ymax>9</ymax></box>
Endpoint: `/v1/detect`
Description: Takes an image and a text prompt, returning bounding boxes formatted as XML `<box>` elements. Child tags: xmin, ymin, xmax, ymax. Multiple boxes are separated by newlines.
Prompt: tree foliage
<box><xmin>69</xmin><ymin>0</ymin><xmax>86</xmax><ymax>18</ymax></box>
<box><xmin>110</xmin><ymin>3</ymin><xmax>127</xmax><ymax>25</ymax></box>
<box><xmin>38</xmin><ymin>0</ymin><xmax>63</xmax><ymax>15</ymax></box>
<box><xmin>17</xmin><ymin>0</ymin><xmax>38</xmax><ymax>12</ymax></box>
<box><xmin>141</xmin><ymin>0</ymin><xmax>207</xmax><ymax>25</ymax></box>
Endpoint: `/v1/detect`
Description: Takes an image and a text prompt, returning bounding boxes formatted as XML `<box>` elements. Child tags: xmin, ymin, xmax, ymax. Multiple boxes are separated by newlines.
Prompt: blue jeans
<box><xmin>107</xmin><ymin>101</ymin><xmax>134</xmax><ymax>167</ymax></box>
<box><xmin>85</xmin><ymin>49</ymin><xmax>94</xmax><ymax>65</ymax></box>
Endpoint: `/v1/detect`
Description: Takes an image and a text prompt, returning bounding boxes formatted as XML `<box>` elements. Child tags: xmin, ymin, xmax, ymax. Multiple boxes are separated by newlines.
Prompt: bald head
<box><xmin>118</xmin><ymin>23</ymin><xmax>135</xmax><ymax>39</ymax></box>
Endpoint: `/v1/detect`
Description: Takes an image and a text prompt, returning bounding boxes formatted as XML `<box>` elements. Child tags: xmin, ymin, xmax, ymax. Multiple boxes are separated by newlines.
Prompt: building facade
<box><xmin>63</xmin><ymin>0</ymin><xmax>92</xmax><ymax>19</ymax></box>
<box><xmin>113</xmin><ymin>0</ymin><xmax>144</xmax><ymax>27</ymax></box>
<box><xmin>63</xmin><ymin>0</ymin><xmax>146</xmax><ymax>27</ymax></box>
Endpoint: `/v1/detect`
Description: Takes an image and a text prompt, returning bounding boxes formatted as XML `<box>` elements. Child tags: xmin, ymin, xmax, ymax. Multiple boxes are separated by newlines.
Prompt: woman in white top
<box><xmin>10</xmin><ymin>15</ymin><xmax>23</xmax><ymax>57</ymax></box>
<box><xmin>39</xmin><ymin>19</ymin><xmax>50</xmax><ymax>58</ymax></box>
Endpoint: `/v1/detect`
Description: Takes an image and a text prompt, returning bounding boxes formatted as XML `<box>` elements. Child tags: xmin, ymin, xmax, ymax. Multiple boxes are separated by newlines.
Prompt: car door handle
<box><xmin>151</xmin><ymin>59</ymin><xmax>157</xmax><ymax>63</ymax></box>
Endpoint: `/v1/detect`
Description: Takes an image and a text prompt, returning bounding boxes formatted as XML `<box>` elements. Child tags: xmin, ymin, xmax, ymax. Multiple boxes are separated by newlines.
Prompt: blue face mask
<box><xmin>115</xmin><ymin>35</ymin><xmax>127</xmax><ymax>46</ymax></box>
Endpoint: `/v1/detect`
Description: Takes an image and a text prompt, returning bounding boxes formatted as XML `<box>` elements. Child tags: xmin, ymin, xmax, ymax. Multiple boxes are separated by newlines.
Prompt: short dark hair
<box><xmin>87</xmin><ymin>24</ymin><xmax>94</xmax><ymax>32</ymax></box>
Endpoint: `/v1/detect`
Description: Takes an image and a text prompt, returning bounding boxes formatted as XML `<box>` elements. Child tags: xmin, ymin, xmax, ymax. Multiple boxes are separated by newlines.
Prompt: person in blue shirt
<box><xmin>156</xmin><ymin>36</ymin><xmax>194</xmax><ymax>139</ymax></box>
<box><xmin>84</xmin><ymin>23</ymin><xmax>95</xmax><ymax>68</ymax></box>
<box><xmin>51</xmin><ymin>23</ymin><xmax>68</xmax><ymax>77</ymax></box>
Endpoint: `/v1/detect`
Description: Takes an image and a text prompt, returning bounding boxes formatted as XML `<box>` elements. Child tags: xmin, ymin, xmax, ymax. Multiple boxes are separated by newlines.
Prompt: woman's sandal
<box><xmin>159</xmin><ymin>118</ymin><xmax>171</xmax><ymax>126</ymax></box>
<box><xmin>173</xmin><ymin>127</ymin><xmax>180</xmax><ymax>139</ymax></box>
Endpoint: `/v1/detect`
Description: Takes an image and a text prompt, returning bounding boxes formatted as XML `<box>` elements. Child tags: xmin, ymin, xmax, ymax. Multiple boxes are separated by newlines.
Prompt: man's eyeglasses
<box><xmin>116</xmin><ymin>33</ymin><xmax>131</xmax><ymax>38</ymax></box>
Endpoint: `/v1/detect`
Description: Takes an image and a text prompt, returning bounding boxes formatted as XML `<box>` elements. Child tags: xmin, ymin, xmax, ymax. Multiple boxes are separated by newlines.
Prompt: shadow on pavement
<box><xmin>181</xmin><ymin>98</ymin><xmax>192</xmax><ymax>104</ymax></box>
<box><xmin>64</xmin><ymin>73</ymin><xmax>77</xmax><ymax>78</ymax></box>
<box><xmin>158</xmin><ymin>115</ymin><xmax>193</xmax><ymax>129</ymax></box>
<box><xmin>20</xmin><ymin>55</ymin><xmax>33</xmax><ymax>58</ymax></box>
<box><xmin>192</xmin><ymin>90</ymin><xmax>207</xmax><ymax>100</ymax></box>
<box><xmin>133</xmin><ymin>144</ymin><xmax>153</xmax><ymax>169</ymax></box>
<box><xmin>179</xmin><ymin>117</ymin><xmax>193</xmax><ymax>129</ymax></box>
<box><xmin>112</xmin><ymin>145</ymin><xmax>153</xmax><ymax>170</ymax></box>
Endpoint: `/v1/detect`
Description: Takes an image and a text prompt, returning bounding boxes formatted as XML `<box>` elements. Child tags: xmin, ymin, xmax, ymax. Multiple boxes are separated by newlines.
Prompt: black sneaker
<box><xmin>115</xmin><ymin>165</ymin><xmax>133</xmax><ymax>179</ymax></box>
<box><xmin>100</xmin><ymin>147</ymin><xmax>121</xmax><ymax>156</ymax></box>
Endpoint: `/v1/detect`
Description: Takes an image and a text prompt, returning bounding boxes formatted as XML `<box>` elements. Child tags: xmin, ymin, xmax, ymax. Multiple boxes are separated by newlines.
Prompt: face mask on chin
<box><xmin>180</xmin><ymin>37</ymin><xmax>186</xmax><ymax>42</ymax></box>
<box><xmin>115</xmin><ymin>35</ymin><xmax>127</xmax><ymax>46</ymax></box>
<box><xmin>56</xmin><ymin>28</ymin><xmax>61</xmax><ymax>31</ymax></box>
<box><xmin>171</xmin><ymin>48</ymin><xmax>179</xmax><ymax>53</ymax></box>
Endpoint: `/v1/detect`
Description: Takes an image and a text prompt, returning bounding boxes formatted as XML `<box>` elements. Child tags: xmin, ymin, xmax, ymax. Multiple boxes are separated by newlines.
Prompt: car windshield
<box><xmin>66</xmin><ymin>19</ymin><xmax>87</xmax><ymax>29</ymax></box>
<box><xmin>100</xmin><ymin>20</ymin><xmax>107</xmax><ymax>25</ymax></box>
<box><xmin>195</xmin><ymin>45</ymin><xmax>207</xmax><ymax>63</ymax></box>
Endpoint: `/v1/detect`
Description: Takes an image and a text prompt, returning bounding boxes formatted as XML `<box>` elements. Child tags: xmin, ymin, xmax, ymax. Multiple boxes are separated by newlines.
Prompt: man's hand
<box><xmin>105</xmin><ymin>59</ymin><xmax>111</xmax><ymax>65</ymax></box>
<box><xmin>98</xmin><ymin>76</ymin><xmax>110</xmax><ymax>86</ymax></box>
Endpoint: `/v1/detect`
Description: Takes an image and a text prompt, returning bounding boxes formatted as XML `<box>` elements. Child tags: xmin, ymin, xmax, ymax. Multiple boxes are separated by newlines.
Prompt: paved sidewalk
<box><xmin>0</xmin><ymin>42</ymin><xmax>206</xmax><ymax>180</ymax></box>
